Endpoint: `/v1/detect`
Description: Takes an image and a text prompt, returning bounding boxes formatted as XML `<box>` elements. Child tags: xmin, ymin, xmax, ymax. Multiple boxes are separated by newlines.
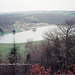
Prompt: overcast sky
<box><xmin>0</xmin><ymin>0</ymin><xmax>75</xmax><ymax>13</ymax></box>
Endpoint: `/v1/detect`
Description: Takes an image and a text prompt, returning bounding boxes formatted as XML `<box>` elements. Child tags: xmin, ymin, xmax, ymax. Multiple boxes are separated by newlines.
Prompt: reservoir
<box><xmin>0</xmin><ymin>25</ymin><xmax>58</xmax><ymax>43</ymax></box>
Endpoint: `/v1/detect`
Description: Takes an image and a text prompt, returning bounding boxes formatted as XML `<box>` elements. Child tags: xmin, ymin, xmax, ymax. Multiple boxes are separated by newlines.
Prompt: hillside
<box><xmin>0</xmin><ymin>11</ymin><xmax>75</xmax><ymax>28</ymax></box>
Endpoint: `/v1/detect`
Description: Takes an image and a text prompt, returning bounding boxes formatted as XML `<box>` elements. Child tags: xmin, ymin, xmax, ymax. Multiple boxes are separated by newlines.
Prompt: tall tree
<box><xmin>8</xmin><ymin>30</ymin><xmax>18</xmax><ymax>75</ymax></box>
<box><xmin>43</xmin><ymin>19</ymin><xmax>75</xmax><ymax>72</ymax></box>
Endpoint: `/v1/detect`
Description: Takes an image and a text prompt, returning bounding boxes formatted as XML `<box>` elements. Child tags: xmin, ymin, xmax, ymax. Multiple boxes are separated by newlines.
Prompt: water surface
<box><xmin>0</xmin><ymin>25</ymin><xmax>58</xmax><ymax>43</ymax></box>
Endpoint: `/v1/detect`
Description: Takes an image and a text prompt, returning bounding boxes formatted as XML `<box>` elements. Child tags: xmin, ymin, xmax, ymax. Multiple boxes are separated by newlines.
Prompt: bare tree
<box><xmin>58</xmin><ymin>19</ymin><xmax>75</xmax><ymax>71</ymax></box>
<box><xmin>43</xmin><ymin>19</ymin><xmax>75</xmax><ymax>72</ymax></box>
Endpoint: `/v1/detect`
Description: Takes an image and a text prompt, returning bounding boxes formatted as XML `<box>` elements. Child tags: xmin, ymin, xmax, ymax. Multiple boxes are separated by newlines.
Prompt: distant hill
<box><xmin>0</xmin><ymin>11</ymin><xmax>75</xmax><ymax>27</ymax></box>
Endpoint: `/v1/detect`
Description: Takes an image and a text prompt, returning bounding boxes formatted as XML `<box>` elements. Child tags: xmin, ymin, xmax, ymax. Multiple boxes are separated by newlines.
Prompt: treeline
<box><xmin>0</xmin><ymin>11</ymin><xmax>75</xmax><ymax>27</ymax></box>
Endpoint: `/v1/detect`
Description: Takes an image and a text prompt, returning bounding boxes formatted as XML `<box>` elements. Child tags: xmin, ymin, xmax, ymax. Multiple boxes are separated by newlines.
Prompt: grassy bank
<box><xmin>0</xmin><ymin>40</ymin><xmax>42</xmax><ymax>59</ymax></box>
<box><xmin>0</xmin><ymin>43</ymin><xmax>25</xmax><ymax>58</ymax></box>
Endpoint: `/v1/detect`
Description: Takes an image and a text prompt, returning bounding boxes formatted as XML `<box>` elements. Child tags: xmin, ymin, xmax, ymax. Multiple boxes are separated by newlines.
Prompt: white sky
<box><xmin>0</xmin><ymin>0</ymin><xmax>75</xmax><ymax>13</ymax></box>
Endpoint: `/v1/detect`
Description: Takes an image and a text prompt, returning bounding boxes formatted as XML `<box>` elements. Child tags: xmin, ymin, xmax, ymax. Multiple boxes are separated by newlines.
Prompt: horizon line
<box><xmin>0</xmin><ymin>10</ymin><xmax>75</xmax><ymax>14</ymax></box>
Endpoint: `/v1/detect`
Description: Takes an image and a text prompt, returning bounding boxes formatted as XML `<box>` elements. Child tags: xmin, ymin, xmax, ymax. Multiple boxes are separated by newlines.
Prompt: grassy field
<box><xmin>0</xmin><ymin>43</ymin><xmax>26</xmax><ymax>59</ymax></box>
<box><xmin>0</xmin><ymin>40</ymin><xmax>42</xmax><ymax>59</ymax></box>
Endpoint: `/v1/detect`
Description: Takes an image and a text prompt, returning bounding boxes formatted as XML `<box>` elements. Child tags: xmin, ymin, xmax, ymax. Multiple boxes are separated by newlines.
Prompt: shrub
<box><xmin>30</xmin><ymin>64</ymin><xmax>75</xmax><ymax>75</ymax></box>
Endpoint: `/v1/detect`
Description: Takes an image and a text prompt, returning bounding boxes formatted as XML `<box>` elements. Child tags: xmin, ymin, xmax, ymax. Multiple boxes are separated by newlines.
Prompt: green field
<box><xmin>0</xmin><ymin>40</ymin><xmax>42</xmax><ymax>59</ymax></box>
<box><xmin>0</xmin><ymin>43</ymin><xmax>26</xmax><ymax>58</ymax></box>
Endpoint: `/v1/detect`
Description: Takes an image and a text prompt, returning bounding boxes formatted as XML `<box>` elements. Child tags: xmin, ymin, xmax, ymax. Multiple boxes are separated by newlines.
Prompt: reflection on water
<box><xmin>0</xmin><ymin>25</ymin><xmax>58</xmax><ymax>43</ymax></box>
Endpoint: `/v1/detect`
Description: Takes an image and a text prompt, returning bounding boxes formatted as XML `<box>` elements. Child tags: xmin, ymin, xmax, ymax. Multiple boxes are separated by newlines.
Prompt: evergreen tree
<box><xmin>9</xmin><ymin>44</ymin><xmax>17</xmax><ymax>64</ymax></box>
